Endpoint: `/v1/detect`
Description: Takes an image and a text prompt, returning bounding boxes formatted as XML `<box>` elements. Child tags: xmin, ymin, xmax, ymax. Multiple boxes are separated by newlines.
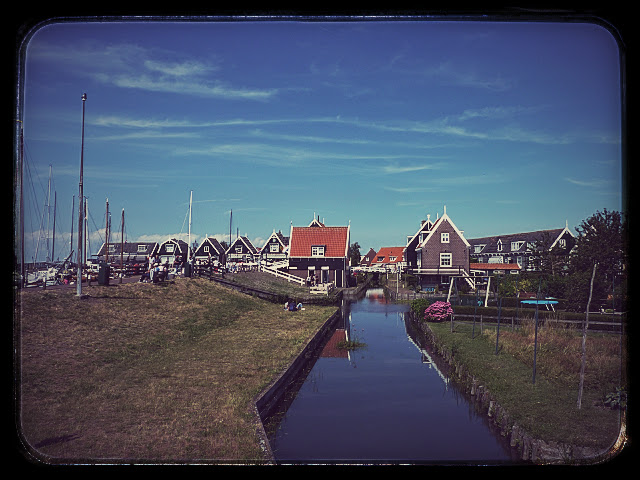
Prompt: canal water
<box><xmin>264</xmin><ymin>288</ymin><xmax>522</xmax><ymax>465</ymax></box>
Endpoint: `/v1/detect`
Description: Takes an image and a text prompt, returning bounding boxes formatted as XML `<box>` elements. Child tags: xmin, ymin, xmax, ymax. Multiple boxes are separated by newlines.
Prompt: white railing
<box><xmin>309</xmin><ymin>283</ymin><xmax>335</xmax><ymax>295</ymax></box>
<box><xmin>259</xmin><ymin>264</ymin><xmax>306</xmax><ymax>286</ymax></box>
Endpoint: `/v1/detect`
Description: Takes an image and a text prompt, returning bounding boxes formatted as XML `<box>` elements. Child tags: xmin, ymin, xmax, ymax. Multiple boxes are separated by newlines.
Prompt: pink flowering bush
<box><xmin>424</xmin><ymin>301</ymin><xmax>453</xmax><ymax>322</ymax></box>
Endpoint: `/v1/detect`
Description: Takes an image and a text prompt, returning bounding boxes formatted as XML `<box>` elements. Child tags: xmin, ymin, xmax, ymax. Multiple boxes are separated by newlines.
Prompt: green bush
<box><xmin>410</xmin><ymin>298</ymin><xmax>431</xmax><ymax>317</ymax></box>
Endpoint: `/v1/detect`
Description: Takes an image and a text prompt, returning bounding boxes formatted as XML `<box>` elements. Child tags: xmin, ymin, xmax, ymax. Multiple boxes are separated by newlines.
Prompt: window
<box><xmin>137</xmin><ymin>244</ymin><xmax>147</xmax><ymax>252</ymax></box>
<box><xmin>511</xmin><ymin>241</ymin><xmax>524</xmax><ymax>251</ymax></box>
<box><xmin>440</xmin><ymin>253</ymin><xmax>452</xmax><ymax>267</ymax></box>
<box><xmin>108</xmin><ymin>244</ymin><xmax>116</xmax><ymax>252</ymax></box>
<box><xmin>474</xmin><ymin>244</ymin><xmax>484</xmax><ymax>254</ymax></box>
<box><xmin>235</xmin><ymin>245</ymin><xmax>242</xmax><ymax>253</ymax></box>
<box><xmin>559</xmin><ymin>238</ymin><xmax>566</xmax><ymax>248</ymax></box>
<box><xmin>311</xmin><ymin>246</ymin><xmax>325</xmax><ymax>257</ymax></box>
<box><xmin>389</xmin><ymin>256</ymin><xmax>397</xmax><ymax>262</ymax></box>
<box><xmin>166</xmin><ymin>244</ymin><xmax>175</xmax><ymax>253</ymax></box>
<box><xmin>497</xmin><ymin>240</ymin><xmax>503</xmax><ymax>252</ymax></box>
<box><xmin>441</xmin><ymin>232</ymin><xmax>449</xmax><ymax>243</ymax></box>
<box><xmin>377</xmin><ymin>256</ymin><xmax>385</xmax><ymax>262</ymax></box>
<box><xmin>270</xmin><ymin>243</ymin><xmax>279</xmax><ymax>253</ymax></box>
<box><xmin>204</xmin><ymin>245</ymin><xmax>210</xmax><ymax>253</ymax></box>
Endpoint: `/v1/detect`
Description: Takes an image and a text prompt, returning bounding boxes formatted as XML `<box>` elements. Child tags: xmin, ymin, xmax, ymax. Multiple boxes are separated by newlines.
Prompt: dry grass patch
<box><xmin>16</xmin><ymin>278</ymin><xmax>336</xmax><ymax>463</ymax></box>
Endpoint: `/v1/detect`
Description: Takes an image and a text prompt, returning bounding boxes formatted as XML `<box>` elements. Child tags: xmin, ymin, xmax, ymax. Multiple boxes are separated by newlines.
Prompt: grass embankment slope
<box><xmin>425</xmin><ymin>317</ymin><xmax>628</xmax><ymax>461</ymax></box>
<box><xmin>16</xmin><ymin>277</ymin><xmax>337</xmax><ymax>463</ymax></box>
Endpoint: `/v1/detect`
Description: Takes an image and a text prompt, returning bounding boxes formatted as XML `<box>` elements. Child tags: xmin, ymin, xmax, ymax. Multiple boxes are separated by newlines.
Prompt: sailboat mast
<box><xmin>52</xmin><ymin>191</ymin><xmax>56</xmax><ymax>262</ymax></box>
<box><xmin>120</xmin><ymin>208</ymin><xmax>124</xmax><ymax>284</ymax></box>
<box><xmin>77</xmin><ymin>93</ymin><xmax>86</xmax><ymax>297</ymax></box>
<box><xmin>105</xmin><ymin>198</ymin><xmax>109</xmax><ymax>264</ymax></box>
<box><xmin>19</xmin><ymin>123</ymin><xmax>25</xmax><ymax>286</ymax></box>
<box><xmin>188</xmin><ymin>190</ymin><xmax>192</xmax><ymax>260</ymax></box>
<box><xmin>69</xmin><ymin>195</ymin><xmax>74</xmax><ymax>258</ymax></box>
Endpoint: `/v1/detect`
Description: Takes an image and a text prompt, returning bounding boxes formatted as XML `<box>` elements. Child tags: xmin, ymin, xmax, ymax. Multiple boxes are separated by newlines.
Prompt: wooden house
<box><xmin>468</xmin><ymin>224</ymin><xmax>575</xmax><ymax>273</ymax></box>
<box><xmin>226</xmin><ymin>236</ymin><xmax>259</xmax><ymax>263</ymax></box>
<box><xmin>193</xmin><ymin>237</ymin><xmax>226</xmax><ymax>264</ymax></box>
<box><xmin>369</xmin><ymin>246</ymin><xmax>405</xmax><ymax>272</ymax></box>
<box><xmin>157</xmin><ymin>238</ymin><xmax>190</xmax><ymax>265</ymax></box>
<box><xmin>359</xmin><ymin>247</ymin><xmax>377</xmax><ymax>267</ymax></box>
<box><xmin>96</xmin><ymin>241</ymin><xmax>158</xmax><ymax>264</ymax></box>
<box><xmin>404</xmin><ymin>207</ymin><xmax>473</xmax><ymax>290</ymax></box>
<box><xmin>287</xmin><ymin>217</ymin><xmax>350</xmax><ymax>287</ymax></box>
<box><xmin>260</xmin><ymin>229</ymin><xmax>289</xmax><ymax>263</ymax></box>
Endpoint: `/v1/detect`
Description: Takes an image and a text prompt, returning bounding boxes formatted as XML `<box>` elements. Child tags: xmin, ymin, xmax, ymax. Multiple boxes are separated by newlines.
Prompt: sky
<box><xmin>16</xmin><ymin>17</ymin><xmax>624</xmax><ymax>264</ymax></box>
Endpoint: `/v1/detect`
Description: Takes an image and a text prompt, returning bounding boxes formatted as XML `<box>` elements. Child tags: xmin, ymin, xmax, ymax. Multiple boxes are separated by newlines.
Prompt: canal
<box><xmin>263</xmin><ymin>288</ymin><xmax>523</xmax><ymax>465</ymax></box>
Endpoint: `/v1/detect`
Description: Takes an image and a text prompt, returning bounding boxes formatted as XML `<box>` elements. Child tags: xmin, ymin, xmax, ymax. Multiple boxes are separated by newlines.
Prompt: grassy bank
<box><xmin>16</xmin><ymin>277</ymin><xmax>337</xmax><ymax>463</ymax></box>
<box><xmin>423</xmin><ymin>317</ymin><xmax>627</xmax><ymax>460</ymax></box>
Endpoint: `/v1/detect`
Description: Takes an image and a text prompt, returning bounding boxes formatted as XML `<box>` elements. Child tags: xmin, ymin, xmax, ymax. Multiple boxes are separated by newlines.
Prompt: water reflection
<box><xmin>265</xmin><ymin>288</ymin><xmax>520</xmax><ymax>464</ymax></box>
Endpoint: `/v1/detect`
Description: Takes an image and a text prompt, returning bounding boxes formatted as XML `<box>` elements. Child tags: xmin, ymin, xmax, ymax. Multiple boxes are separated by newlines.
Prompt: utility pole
<box><xmin>77</xmin><ymin>93</ymin><xmax>86</xmax><ymax>297</ymax></box>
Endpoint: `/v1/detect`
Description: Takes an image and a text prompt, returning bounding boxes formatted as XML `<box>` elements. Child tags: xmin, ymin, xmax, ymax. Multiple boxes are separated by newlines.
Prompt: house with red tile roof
<box><xmin>287</xmin><ymin>217</ymin><xmax>350</xmax><ymax>288</ymax></box>
<box><xmin>404</xmin><ymin>206</ymin><xmax>474</xmax><ymax>290</ymax></box>
<box><xmin>370</xmin><ymin>246</ymin><xmax>405</xmax><ymax>272</ymax></box>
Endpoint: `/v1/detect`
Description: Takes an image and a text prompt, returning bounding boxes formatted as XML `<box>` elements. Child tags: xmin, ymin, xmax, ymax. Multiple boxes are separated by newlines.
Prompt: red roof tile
<box><xmin>470</xmin><ymin>262</ymin><xmax>521</xmax><ymax>270</ymax></box>
<box><xmin>289</xmin><ymin>226</ymin><xmax>349</xmax><ymax>257</ymax></box>
<box><xmin>371</xmin><ymin>246</ymin><xmax>404</xmax><ymax>264</ymax></box>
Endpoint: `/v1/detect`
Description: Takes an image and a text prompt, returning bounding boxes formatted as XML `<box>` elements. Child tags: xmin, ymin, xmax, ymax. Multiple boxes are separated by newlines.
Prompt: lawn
<box><xmin>15</xmin><ymin>277</ymin><xmax>337</xmax><ymax>463</ymax></box>
<box><xmin>424</xmin><ymin>317</ymin><xmax>628</xmax><ymax>461</ymax></box>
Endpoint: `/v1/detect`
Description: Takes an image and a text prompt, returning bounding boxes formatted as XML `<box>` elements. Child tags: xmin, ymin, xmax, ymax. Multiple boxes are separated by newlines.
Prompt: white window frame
<box><xmin>108</xmin><ymin>244</ymin><xmax>116</xmax><ymax>252</ymax></box>
<box><xmin>166</xmin><ymin>244</ymin><xmax>175</xmax><ymax>253</ymax></box>
<box><xmin>389</xmin><ymin>256</ymin><xmax>396</xmax><ymax>262</ymax></box>
<box><xmin>235</xmin><ymin>245</ymin><xmax>242</xmax><ymax>253</ymax></box>
<box><xmin>270</xmin><ymin>243</ymin><xmax>279</xmax><ymax>253</ymax></box>
<box><xmin>311</xmin><ymin>246</ymin><xmax>325</xmax><ymax>257</ymax></box>
<box><xmin>440</xmin><ymin>253</ymin><xmax>452</xmax><ymax>267</ymax></box>
<box><xmin>559</xmin><ymin>238</ymin><xmax>566</xmax><ymax>248</ymax></box>
<box><xmin>497</xmin><ymin>240</ymin><xmax>503</xmax><ymax>252</ymax></box>
<box><xmin>474</xmin><ymin>244</ymin><xmax>484</xmax><ymax>254</ymax></box>
<box><xmin>137</xmin><ymin>244</ymin><xmax>147</xmax><ymax>252</ymax></box>
<box><xmin>511</xmin><ymin>241</ymin><xmax>524</xmax><ymax>251</ymax></box>
<box><xmin>204</xmin><ymin>245</ymin><xmax>210</xmax><ymax>253</ymax></box>
<box><xmin>441</xmin><ymin>232</ymin><xmax>449</xmax><ymax>243</ymax></box>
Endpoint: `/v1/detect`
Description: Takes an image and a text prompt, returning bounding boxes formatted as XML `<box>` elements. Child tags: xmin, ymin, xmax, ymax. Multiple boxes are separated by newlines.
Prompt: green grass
<box><xmin>17</xmin><ymin>277</ymin><xmax>337</xmax><ymax>463</ymax></box>
<box><xmin>425</xmin><ymin>320</ymin><xmax>626</xmax><ymax>453</ymax></box>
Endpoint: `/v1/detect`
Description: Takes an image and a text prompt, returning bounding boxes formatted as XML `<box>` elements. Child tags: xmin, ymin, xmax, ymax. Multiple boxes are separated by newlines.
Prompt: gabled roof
<box><xmin>418</xmin><ymin>208</ymin><xmax>470</xmax><ymax>248</ymax></box>
<box><xmin>264</xmin><ymin>229</ymin><xmax>289</xmax><ymax>247</ymax></box>
<box><xmin>289</xmin><ymin>225</ymin><xmax>350</xmax><ymax>258</ymax></box>
<box><xmin>96</xmin><ymin>241</ymin><xmax>158</xmax><ymax>256</ymax></box>
<box><xmin>158</xmin><ymin>238</ymin><xmax>189</xmax><ymax>254</ymax></box>
<box><xmin>468</xmin><ymin>227</ymin><xmax>573</xmax><ymax>255</ymax></box>
<box><xmin>227</xmin><ymin>236</ymin><xmax>258</xmax><ymax>254</ymax></box>
<box><xmin>371</xmin><ymin>247</ymin><xmax>404</xmax><ymax>265</ymax></box>
<box><xmin>195</xmin><ymin>237</ymin><xmax>225</xmax><ymax>256</ymax></box>
<box><xmin>360</xmin><ymin>247</ymin><xmax>377</xmax><ymax>266</ymax></box>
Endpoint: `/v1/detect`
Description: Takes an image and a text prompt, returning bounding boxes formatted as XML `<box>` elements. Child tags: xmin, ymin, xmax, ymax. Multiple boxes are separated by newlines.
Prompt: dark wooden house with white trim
<box><xmin>260</xmin><ymin>229</ymin><xmax>289</xmax><ymax>263</ymax></box>
<box><xmin>193</xmin><ymin>237</ymin><xmax>226</xmax><ymax>264</ymax></box>
<box><xmin>226</xmin><ymin>236</ymin><xmax>259</xmax><ymax>263</ymax></box>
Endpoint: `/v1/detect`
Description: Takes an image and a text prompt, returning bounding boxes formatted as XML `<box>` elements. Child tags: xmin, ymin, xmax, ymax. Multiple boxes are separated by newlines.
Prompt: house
<box><xmin>260</xmin><ymin>229</ymin><xmax>289</xmax><ymax>263</ymax></box>
<box><xmin>193</xmin><ymin>237</ymin><xmax>226</xmax><ymax>264</ymax></box>
<box><xmin>468</xmin><ymin>223</ymin><xmax>575</xmax><ymax>272</ymax></box>
<box><xmin>359</xmin><ymin>247</ymin><xmax>377</xmax><ymax>267</ymax></box>
<box><xmin>287</xmin><ymin>217</ymin><xmax>350</xmax><ymax>288</ymax></box>
<box><xmin>404</xmin><ymin>207</ymin><xmax>473</xmax><ymax>290</ymax></box>
<box><xmin>226</xmin><ymin>236</ymin><xmax>259</xmax><ymax>263</ymax></box>
<box><xmin>157</xmin><ymin>238</ymin><xmax>190</xmax><ymax>265</ymax></box>
<box><xmin>369</xmin><ymin>246</ymin><xmax>405</xmax><ymax>272</ymax></box>
<box><xmin>95</xmin><ymin>241</ymin><xmax>158</xmax><ymax>264</ymax></box>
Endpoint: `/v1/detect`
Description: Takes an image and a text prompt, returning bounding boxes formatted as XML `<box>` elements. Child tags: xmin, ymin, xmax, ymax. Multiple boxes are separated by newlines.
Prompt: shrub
<box><xmin>410</xmin><ymin>298</ymin><xmax>431</xmax><ymax>317</ymax></box>
<box><xmin>424</xmin><ymin>301</ymin><xmax>453</xmax><ymax>322</ymax></box>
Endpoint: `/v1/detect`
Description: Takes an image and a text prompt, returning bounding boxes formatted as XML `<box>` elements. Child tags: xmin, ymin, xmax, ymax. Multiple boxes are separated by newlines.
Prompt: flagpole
<box><xmin>77</xmin><ymin>93</ymin><xmax>87</xmax><ymax>297</ymax></box>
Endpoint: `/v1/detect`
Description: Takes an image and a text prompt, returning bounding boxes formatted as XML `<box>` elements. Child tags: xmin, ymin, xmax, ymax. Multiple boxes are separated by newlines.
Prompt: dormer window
<box><xmin>497</xmin><ymin>240</ymin><xmax>503</xmax><ymax>252</ymax></box>
<box><xmin>311</xmin><ymin>246</ymin><xmax>325</xmax><ymax>257</ymax></box>
<box><xmin>441</xmin><ymin>232</ymin><xmax>449</xmax><ymax>243</ymax></box>
<box><xmin>474</xmin><ymin>244</ymin><xmax>485</xmax><ymax>254</ymax></box>
<box><xmin>511</xmin><ymin>241</ymin><xmax>524</xmax><ymax>251</ymax></box>
<box><xmin>137</xmin><ymin>244</ymin><xmax>147</xmax><ymax>252</ymax></box>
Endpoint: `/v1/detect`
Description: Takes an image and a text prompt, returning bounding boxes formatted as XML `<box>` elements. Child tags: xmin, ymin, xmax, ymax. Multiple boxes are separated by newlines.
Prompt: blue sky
<box><xmin>17</xmin><ymin>18</ymin><xmax>623</xmax><ymax>263</ymax></box>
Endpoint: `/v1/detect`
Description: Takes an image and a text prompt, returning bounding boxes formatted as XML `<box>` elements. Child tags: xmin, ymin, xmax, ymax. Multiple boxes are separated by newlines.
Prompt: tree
<box><xmin>348</xmin><ymin>242</ymin><xmax>361</xmax><ymax>267</ymax></box>
<box><xmin>567</xmin><ymin>209</ymin><xmax>627</xmax><ymax>311</ymax></box>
